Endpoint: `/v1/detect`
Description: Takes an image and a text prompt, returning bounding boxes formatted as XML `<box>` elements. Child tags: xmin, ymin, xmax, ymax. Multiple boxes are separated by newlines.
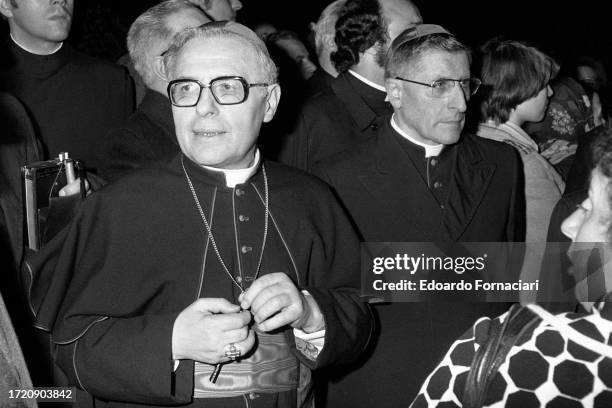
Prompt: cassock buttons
<box><xmin>238</xmin><ymin>214</ymin><xmax>250</xmax><ymax>222</ymax></box>
<box><xmin>433</xmin><ymin>181</ymin><xmax>443</xmax><ymax>189</ymax></box>
<box><xmin>369</xmin><ymin>123</ymin><xmax>378</xmax><ymax>131</ymax></box>
<box><xmin>248</xmin><ymin>393</ymin><xmax>259</xmax><ymax>400</ymax></box>
<box><xmin>430</xmin><ymin>158</ymin><xmax>437</xmax><ymax>166</ymax></box>
<box><xmin>235</xmin><ymin>188</ymin><xmax>244</xmax><ymax>196</ymax></box>
<box><xmin>236</xmin><ymin>276</ymin><xmax>243</xmax><ymax>284</ymax></box>
<box><xmin>241</xmin><ymin>246</ymin><xmax>253</xmax><ymax>253</ymax></box>
<box><xmin>440</xmin><ymin>204</ymin><xmax>445</xmax><ymax>209</ymax></box>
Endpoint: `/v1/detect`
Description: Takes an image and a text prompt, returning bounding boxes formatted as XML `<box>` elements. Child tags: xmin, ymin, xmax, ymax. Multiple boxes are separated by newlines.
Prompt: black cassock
<box><xmin>33</xmin><ymin>155</ymin><xmax>371</xmax><ymax>408</ymax></box>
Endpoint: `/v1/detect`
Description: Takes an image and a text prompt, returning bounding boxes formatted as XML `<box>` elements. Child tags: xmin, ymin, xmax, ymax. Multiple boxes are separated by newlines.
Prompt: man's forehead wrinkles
<box><xmin>411</xmin><ymin>54</ymin><xmax>468</xmax><ymax>81</ymax></box>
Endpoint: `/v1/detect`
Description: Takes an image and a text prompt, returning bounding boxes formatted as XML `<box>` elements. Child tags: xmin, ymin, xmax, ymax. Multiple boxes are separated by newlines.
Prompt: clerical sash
<box><xmin>193</xmin><ymin>331</ymin><xmax>299</xmax><ymax>398</ymax></box>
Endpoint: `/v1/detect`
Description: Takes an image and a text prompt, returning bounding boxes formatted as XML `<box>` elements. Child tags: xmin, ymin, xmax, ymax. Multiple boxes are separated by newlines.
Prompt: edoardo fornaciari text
<box><xmin>372</xmin><ymin>279</ymin><xmax>539</xmax><ymax>292</ymax></box>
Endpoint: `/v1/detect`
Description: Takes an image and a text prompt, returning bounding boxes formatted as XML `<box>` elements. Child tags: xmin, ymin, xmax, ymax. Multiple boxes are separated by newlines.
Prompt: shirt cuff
<box><xmin>293</xmin><ymin>290</ymin><xmax>326</xmax><ymax>360</ymax></box>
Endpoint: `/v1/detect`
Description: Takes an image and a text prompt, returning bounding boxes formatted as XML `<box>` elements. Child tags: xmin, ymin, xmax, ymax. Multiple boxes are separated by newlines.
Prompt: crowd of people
<box><xmin>1</xmin><ymin>0</ymin><xmax>612</xmax><ymax>407</ymax></box>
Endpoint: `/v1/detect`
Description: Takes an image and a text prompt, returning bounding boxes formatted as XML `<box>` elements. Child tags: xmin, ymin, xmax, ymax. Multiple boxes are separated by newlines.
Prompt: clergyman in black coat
<box><xmin>314</xmin><ymin>25</ymin><xmax>525</xmax><ymax>408</ymax></box>
<box><xmin>276</xmin><ymin>0</ymin><xmax>422</xmax><ymax>171</ymax></box>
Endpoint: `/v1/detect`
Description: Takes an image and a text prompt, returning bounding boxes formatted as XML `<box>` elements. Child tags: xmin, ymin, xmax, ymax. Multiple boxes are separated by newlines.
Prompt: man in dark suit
<box><xmin>277</xmin><ymin>0</ymin><xmax>422</xmax><ymax>171</ymax></box>
<box><xmin>101</xmin><ymin>0</ymin><xmax>210</xmax><ymax>182</ymax></box>
<box><xmin>304</xmin><ymin>0</ymin><xmax>345</xmax><ymax>97</ymax></box>
<box><xmin>314</xmin><ymin>25</ymin><xmax>525</xmax><ymax>407</ymax></box>
<box><xmin>0</xmin><ymin>0</ymin><xmax>134</xmax><ymax>174</ymax></box>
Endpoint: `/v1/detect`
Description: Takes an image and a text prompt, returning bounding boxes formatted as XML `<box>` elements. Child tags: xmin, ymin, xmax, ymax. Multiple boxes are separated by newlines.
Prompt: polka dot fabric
<box><xmin>410</xmin><ymin>304</ymin><xmax>612</xmax><ymax>407</ymax></box>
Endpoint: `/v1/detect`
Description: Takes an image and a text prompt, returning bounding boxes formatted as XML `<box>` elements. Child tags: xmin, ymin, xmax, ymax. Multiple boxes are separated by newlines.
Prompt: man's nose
<box><xmin>448</xmin><ymin>83</ymin><xmax>468</xmax><ymax>112</ymax></box>
<box><xmin>195</xmin><ymin>88</ymin><xmax>219</xmax><ymax>117</ymax></box>
<box><xmin>561</xmin><ymin>209</ymin><xmax>581</xmax><ymax>241</ymax></box>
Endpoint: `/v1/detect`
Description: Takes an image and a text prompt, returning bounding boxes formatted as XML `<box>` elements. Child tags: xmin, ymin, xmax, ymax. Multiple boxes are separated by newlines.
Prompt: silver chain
<box><xmin>181</xmin><ymin>155</ymin><xmax>269</xmax><ymax>293</ymax></box>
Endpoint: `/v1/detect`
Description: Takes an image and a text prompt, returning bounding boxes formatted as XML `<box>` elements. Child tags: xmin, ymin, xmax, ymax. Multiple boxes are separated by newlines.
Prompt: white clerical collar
<box><xmin>10</xmin><ymin>33</ymin><xmax>63</xmax><ymax>55</ymax></box>
<box><xmin>348</xmin><ymin>69</ymin><xmax>387</xmax><ymax>93</ymax></box>
<box><xmin>390</xmin><ymin>114</ymin><xmax>444</xmax><ymax>157</ymax></box>
<box><xmin>202</xmin><ymin>150</ymin><xmax>261</xmax><ymax>188</ymax></box>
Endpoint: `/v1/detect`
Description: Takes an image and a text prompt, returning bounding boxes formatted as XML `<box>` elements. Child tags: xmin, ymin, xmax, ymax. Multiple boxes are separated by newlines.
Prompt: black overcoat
<box><xmin>313</xmin><ymin>120</ymin><xmax>526</xmax><ymax>407</ymax></box>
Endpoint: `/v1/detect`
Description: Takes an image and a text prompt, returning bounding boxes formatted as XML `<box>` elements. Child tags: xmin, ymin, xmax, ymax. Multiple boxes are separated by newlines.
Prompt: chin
<box><xmin>438</xmin><ymin>132</ymin><xmax>461</xmax><ymax>146</ymax></box>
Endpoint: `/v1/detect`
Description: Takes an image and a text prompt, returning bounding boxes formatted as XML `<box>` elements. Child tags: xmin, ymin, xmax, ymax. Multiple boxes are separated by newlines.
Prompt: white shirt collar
<box><xmin>10</xmin><ymin>33</ymin><xmax>63</xmax><ymax>55</ymax></box>
<box><xmin>390</xmin><ymin>114</ymin><xmax>444</xmax><ymax>157</ymax></box>
<box><xmin>202</xmin><ymin>149</ymin><xmax>261</xmax><ymax>188</ymax></box>
<box><xmin>348</xmin><ymin>69</ymin><xmax>387</xmax><ymax>93</ymax></box>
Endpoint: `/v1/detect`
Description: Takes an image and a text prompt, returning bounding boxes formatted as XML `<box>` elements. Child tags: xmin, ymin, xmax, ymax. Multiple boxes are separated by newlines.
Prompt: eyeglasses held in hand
<box><xmin>394</xmin><ymin>77</ymin><xmax>481</xmax><ymax>98</ymax></box>
<box><xmin>167</xmin><ymin>76</ymin><xmax>269</xmax><ymax>106</ymax></box>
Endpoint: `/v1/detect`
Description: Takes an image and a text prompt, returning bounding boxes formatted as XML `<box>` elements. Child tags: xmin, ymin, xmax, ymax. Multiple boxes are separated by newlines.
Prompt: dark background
<box><xmin>68</xmin><ymin>0</ymin><xmax>612</xmax><ymax>69</ymax></box>
<box><xmin>3</xmin><ymin>1</ymin><xmax>610</xmax><ymax>74</ymax></box>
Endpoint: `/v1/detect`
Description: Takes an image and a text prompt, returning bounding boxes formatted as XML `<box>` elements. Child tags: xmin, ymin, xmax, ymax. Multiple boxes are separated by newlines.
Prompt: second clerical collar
<box><xmin>348</xmin><ymin>69</ymin><xmax>387</xmax><ymax>93</ymax></box>
<box><xmin>390</xmin><ymin>114</ymin><xmax>444</xmax><ymax>158</ymax></box>
<box><xmin>202</xmin><ymin>149</ymin><xmax>261</xmax><ymax>188</ymax></box>
<box><xmin>10</xmin><ymin>33</ymin><xmax>63</xmax><ymax>55</ymax></box>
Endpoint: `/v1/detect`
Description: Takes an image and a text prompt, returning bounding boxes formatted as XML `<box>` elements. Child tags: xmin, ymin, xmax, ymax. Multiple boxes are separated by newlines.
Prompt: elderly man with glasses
<box><xmin>46</xmin><ymin>22</ymin><xmax>371</xmax><ymax>408</ymax></box>
<box><xmin>313</xmin><ymin>25</ymin><xmax>525</xmax><ymax>407</ymax></box>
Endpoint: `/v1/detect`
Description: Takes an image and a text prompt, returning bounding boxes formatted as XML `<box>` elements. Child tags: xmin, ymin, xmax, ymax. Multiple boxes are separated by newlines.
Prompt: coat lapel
<box><xmin>356</xmin><ymin>125</ymin><xmax>445</xmax><ymax>240</ymax></box>
<box><xmin>331</xmin><ymin>73</ymin><xmax>382</xmax><ymax>134</ymax></box>
<box><xmin>443</xmin><ymin>135</ymin><xmax>496</xmax><ymax>241</ymax></box>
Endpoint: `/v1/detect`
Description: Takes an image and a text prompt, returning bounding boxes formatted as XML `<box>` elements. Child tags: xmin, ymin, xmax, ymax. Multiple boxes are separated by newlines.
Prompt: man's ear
<box><xmin>263</xmin><ymin>84</ymin><xmax>281</xmax><ymax>123</ymax></box>
<box><xmin>152</xmin><ymin>56</ymin><xmax>168</xmax><ymax>82</ymax></box>
<box><xmin>386</xmin><ymin>78</ymin><xmax>403</xmax><ymax>109</ymax></box>
<box><xmin>324</xmin><ymin>34</ymin><xmax>336</xmax><ymax>51</ymax></box>
<box><xmin>0</xmin><ymin>0</ymin><xmax>15</xmax><ymax>19</ymax></box>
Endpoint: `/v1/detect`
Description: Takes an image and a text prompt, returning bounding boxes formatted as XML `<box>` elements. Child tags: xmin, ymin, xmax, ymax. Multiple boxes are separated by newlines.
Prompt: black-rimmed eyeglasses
<box><xmin>167</xmin><ymin>76</ymin><xmax>269</xmax><ymax>106</ymax></box>
<box><xmin>395</xmin><ymin>77</ymin><xmax>481</xmax><ymax>98</ymax></box>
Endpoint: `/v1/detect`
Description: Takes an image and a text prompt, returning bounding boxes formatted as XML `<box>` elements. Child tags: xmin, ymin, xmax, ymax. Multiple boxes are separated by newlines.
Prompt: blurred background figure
<box><xmin>574</xmin><ymin>55</ymin><xmax>609</xmax><ymax>127</ymax></box>
<box><xmin>277</xmin><ymin>0</ymin><xmax>423</xmax><ymax>170</ymax></box>
<box><xmin>255</xmin><ymin>22</ymin><xmax>318</xmax><ymax>80</ymax></box>
<box><xmin>0</xmin><ymin>290</ymin><xmax>36</xmax><ymax>408</ymax></box>
<box><xmin>188</xmin><ymin>0</ymin><xmax>242</xmax><ymax>21</ymax></box>
<box><xmin>119</xmin><ymin>0</ymin><xmax>242</xmax><ymax>105</ymax></box>
<box><xmin>254</xmin><ymin>21</ymin><xmax>318</xmax><ymax>159</ymax></box>
<box><xmin>524</xmin><ymin>76</ymin><xmax>592</xmax><ymax>179</ymax></box>
<box><xmin>101</xmin><ymin>0</ymin><xmax>210</xmax><ymax>182</ymax></box>
<box><xmin>305</xmin><ymin>0</ymin><xmax>346</xmax><ymax>95</ymax></box>
<box><xmin>0</xmin><ymin>0</ymin><xmax>134</xmax><ymax>174</ymax></box>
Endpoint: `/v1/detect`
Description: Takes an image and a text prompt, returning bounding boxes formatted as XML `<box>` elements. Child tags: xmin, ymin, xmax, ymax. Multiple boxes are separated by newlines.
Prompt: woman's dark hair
<box><xmin>330</xmin><ymin>0</ymin><xmax>386</xmax><ymax>73</ymax></box>
<box><xmin>478</xmin><ymin>38</ymin><xmax>559</xmax><ymax>125</ymax></box>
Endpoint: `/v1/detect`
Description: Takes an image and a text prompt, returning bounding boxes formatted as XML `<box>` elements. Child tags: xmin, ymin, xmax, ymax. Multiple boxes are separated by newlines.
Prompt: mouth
<box><xmin>193</xmin><ymin>130</ymin><xmax>226</xmax><ymax>137</ymax></box>
<box><xmin>441</xmin><ymin>119</ymin><xmax>464</xmax><ymax>126</ymax></box>
<box><xmin>49</xmin><ymin>12</ymin><xmax>71</xmax><ymax>21</ymax></box>
<box><xmin>49</xmin><ymin>5</ymin><xmax>72</xmax><ymax>20</ymax></box>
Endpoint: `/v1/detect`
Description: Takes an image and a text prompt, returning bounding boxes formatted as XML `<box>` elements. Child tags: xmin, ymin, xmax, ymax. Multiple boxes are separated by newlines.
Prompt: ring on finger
<box><xmin>224</xmin><ymin>342</ymin><xmax>241</xmax><ymax>360</ymax></box>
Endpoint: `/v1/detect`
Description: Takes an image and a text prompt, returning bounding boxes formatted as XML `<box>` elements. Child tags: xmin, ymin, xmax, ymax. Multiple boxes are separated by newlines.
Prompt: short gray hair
<box><xmin>163</xmin><ymin>24</ymin><xmax>278</xmax><ymax>84</ymax></box>
<box><xmin>385</xmin><ymin>33</ymin><xmax>471</xmax><ymax>79</ymax></box>
<box><xmin>313</xmin><ymin>0</ymin><xmax>346</xmax><ymax>54</ymax></box>
<box><xmin>127</xmin><ymin>0</ymin><xmax>200</xmax><ymax>88</ymax></box>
